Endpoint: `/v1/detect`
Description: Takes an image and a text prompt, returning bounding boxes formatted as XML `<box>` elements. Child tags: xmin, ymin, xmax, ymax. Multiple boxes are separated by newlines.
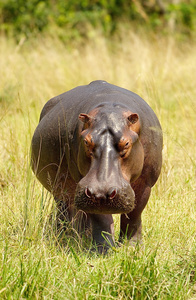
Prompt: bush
<box><xmin>0</xmin><ymin>0</ymin><xmax>196</xmax><ymax>39</ymax></box>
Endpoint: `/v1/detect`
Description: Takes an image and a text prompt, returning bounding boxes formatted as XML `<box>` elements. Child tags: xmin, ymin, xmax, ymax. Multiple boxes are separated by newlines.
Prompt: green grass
<box><xmin>0</xmin><ymin>31</ymin><xmax>196</xmax><ymax>299</ymax></box>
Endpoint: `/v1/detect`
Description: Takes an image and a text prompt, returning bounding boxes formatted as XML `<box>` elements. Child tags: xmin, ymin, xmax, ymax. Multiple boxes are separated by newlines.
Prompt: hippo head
<box><xmin>74</xmin><ymin>103</ymin><xmax>144</xmax><ymax>214</ymax></box>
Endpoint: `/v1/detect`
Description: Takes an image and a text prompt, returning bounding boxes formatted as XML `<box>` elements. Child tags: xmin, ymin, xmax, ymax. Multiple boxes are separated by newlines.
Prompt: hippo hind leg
<box><xmin>54</xmin><ymin>194</ymin><xmax>91</xmax><ymax>237</ymax></box>
<box><xmin>120</xmin><ymin>180</ymin><xmax>151</xmax><ymax>245</ymax></box>
<box><xmin>54</xmin><ymin>195</ymin><xmax>73</xmax><ymax>231</ymax></box>
<box><xmin>51</xmin><ymin>174</ymin><xmax>90</xmax><ymax>236</ymax></box>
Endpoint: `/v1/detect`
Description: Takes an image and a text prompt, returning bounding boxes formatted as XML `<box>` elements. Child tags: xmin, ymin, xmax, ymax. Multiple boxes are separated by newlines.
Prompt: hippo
<box><xmin>31</xmin><ymin>80</ymin><xmax>162</xmax><ymax>252</ymax></box>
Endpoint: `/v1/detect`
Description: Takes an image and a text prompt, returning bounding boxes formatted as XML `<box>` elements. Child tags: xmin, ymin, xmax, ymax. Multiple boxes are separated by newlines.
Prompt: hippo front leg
<box><xmin>120</xmin><ymin>182</ymin><xmax>151</xmax><ymax>244</ymax></box>
<box><xmin>90</xmin><ymin>214</ymin><xmax>115</xmax><ymax>253</ymax></box>
<box><xmin>120</xmin><ymin>213</ymin><xmax>142</xmax><ymax>244</ymax></box>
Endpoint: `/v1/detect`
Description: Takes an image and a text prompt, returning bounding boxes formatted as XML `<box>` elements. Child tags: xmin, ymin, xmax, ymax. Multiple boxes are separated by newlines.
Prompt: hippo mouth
<box><xmin>74</xmin><ymin>184</ymin><xmax>135</xmax><ymax>214</ymax></box>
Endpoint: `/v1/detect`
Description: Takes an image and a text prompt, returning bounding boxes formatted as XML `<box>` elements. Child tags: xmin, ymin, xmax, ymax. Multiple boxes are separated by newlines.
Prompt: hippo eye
<box><xmin>120</xmin><ymin>151</ymin><xmax>126</xmax><ymax>158</ymax></box>
<box><xmin>118</xmin><ymin>139</ymin><xmax>131</xmax><ymax>158</ymax></box>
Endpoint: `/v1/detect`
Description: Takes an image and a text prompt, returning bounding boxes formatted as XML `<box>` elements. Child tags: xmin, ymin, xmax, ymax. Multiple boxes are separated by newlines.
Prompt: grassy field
<box><xmin>0</xmin><ymin>30</ymin><xmax>196</xmax><ymax>299</ymax></box>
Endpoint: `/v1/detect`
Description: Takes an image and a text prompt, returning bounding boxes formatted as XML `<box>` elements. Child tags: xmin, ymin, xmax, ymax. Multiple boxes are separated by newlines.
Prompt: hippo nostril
<box><xmin>85</xmin><ymin>187</ymin><xmax>92</xmax><ymax>198</ymax></box>
<box><xmin>108</xmin><ymin>188</ymin><xmax>117</xmax><ymax>200</ymax></box>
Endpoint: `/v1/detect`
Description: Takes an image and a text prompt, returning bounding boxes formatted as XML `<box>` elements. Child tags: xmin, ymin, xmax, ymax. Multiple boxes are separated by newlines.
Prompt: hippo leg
<box><xmin>54</xmin><ymin>196</ymin><xmax>75</xmax><ymax>229</ymax></box>
<box><xmin>54</xmin><ymin>195</ymin><xmax>91</xmax><ymax>235</ymax></box>
<box><xmin>120</xmin><ymin>181</ymin><xmax>151</xmax><ymax>244</ymax></box>
<box><xmin>90</xmin><ymin>214</ymin><xmax>115</xmax><ymax>253</ymax></box>
<box><xmin>53</xmin><ymin>175</ymin><xmax>90</xmax><ymax>234</ymax></box>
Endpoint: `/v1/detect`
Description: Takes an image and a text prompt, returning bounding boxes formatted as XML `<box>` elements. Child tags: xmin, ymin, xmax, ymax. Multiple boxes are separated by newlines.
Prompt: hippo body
<box><xmin>31</xmin><ymin>80</ymin><xmax>162</xmax><ymax>252</ymax></box>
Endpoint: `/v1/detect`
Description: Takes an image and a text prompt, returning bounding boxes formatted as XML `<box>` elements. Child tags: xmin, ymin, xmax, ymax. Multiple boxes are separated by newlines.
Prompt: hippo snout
<box><xmin>85</xmin><ymin>186</ymin><xmax>118</xmax><ymax>201</ymax></box>
<box><xmin>74</xmin><ymin>180</ymin><xmax>135</xmax><ymax>214</ymax></box>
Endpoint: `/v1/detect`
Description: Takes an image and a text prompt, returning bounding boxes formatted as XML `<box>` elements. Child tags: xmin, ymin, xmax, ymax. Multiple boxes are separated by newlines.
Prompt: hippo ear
<box><xmin>79</xmin><ymin>113</ymin><xmax>93</xmax><ymax>124</ymax></box>
<box><xmin>127</xmin><ymin>113</ymin><xmax>139</xmax><ymax>124</ymax></box>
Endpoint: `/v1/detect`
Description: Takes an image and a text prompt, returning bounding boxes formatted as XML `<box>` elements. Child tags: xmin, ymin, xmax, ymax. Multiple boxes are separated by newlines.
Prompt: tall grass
<box><xmin>0</xmin><ymin>30</ymin><xmax>196</xmax><ymax>299</ymax></box>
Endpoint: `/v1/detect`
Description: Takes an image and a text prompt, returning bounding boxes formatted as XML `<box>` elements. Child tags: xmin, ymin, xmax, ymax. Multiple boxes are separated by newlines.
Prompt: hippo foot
<box><xmin>90</xmin><ymin>240</ymin><xmax>117</xmax><ymax>255</ymax></box>
<box><xmin>90</xmin><ymin>232</ymin><xmax>116</xmax><ymax>255</ymax></box>
<box><xmin>90</xmin><ymin>244</ymin><xmax>110</xmax><ymax>255</ymax></box>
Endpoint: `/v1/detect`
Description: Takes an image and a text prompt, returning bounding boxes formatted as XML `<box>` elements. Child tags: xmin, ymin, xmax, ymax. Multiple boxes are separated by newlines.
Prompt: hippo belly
<box><xmin>31</xmin><ymin>80</ymin><xmax>162</xmax><ymax>253</ymax></box>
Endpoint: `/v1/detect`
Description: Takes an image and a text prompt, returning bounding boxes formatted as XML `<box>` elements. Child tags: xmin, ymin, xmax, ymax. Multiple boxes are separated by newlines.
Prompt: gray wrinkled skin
<box><xmin>31</xmin><ymin>80</ymin><xmax>163</xmax><ymax>253</ymax></box>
